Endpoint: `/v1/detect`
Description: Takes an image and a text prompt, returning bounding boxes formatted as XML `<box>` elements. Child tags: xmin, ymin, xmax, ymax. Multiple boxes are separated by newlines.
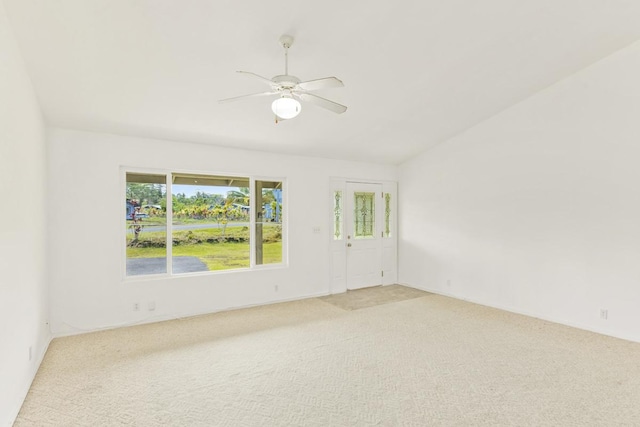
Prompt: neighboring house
<box><xmin>126</xmin><ymin>200</ymin><xmax>148</xmax><ymax>220</ymax></box>
<box><xmin>126</xmin><ymin>201</ymin><xmax>135</xmax><ymax>220</ymax></box>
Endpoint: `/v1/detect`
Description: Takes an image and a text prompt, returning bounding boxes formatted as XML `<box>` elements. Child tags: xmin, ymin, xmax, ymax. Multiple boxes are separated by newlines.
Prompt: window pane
<box><xmin>354</xmin><ymin>192</ymin><xmax>375</xmax><ymax>239</ymax></box>
<box><xmin>255</xmin><ymin>180</ymin><xmax>283</xmax><ymax>265</ymax></box>
<box><xmin>126</xmin><ymin>173</ymin><xmax>167</xmax><ymax>276</ymax></box>
<box><xmin>333</xmin><ymin>190</ymin><xmax>342</xmax><ymax>240</ymax></box>
<box><xmin>171</xmin><ymin>174</ymin><xmax>250</xmax><ymax>272</ymax></box>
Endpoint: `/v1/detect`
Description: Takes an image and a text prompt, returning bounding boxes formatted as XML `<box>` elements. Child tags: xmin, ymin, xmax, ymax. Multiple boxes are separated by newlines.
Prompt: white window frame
<box><xmin>121</xmin><ymin>167</ymin><xmax>287</xmax><ymax>281</ymax></box>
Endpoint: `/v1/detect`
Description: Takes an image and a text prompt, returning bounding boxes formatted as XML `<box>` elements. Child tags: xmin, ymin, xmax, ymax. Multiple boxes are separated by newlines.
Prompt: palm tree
<box><xmin>226</xmin><ymin>187</ymin><xmax>250</xmax><ymax>206</ymax></box>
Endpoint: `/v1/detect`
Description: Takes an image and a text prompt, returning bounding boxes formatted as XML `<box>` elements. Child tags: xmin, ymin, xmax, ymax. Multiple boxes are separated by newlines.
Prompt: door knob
<box><xmin>347</xmin><ymin>243</ymin><xmax>352</xmax><ymax>247</ymax></box>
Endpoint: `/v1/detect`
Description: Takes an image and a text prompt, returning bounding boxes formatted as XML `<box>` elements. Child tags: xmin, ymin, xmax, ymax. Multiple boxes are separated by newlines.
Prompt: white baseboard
<box><xmin>52</xmin><ymin>290</ymin><xmax>332</xmax><ymax>339</ymax></box>
<box><xmin>400</xmin><ymin>282</ymin><xmax>640</xmax><ymax>344</ymax></box>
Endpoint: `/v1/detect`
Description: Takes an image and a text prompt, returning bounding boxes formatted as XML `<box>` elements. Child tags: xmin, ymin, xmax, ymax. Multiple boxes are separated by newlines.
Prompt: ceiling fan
<box><xmin>219</xmin><ymin>34</ymin><xmax>347</xmax><ymax>121</ymax></box>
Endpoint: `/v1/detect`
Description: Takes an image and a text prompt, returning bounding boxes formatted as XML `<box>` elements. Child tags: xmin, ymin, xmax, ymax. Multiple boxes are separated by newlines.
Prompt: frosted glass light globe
<box><xmin>272</xmin><ymin>96</ymin><xmax>301</xmax><ymax>119</ymax></box>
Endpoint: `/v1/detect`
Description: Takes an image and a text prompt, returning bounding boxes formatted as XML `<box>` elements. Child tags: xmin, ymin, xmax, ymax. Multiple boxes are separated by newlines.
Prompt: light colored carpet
<box><xmin>15</xmin><ymin>287</ymin><xmax>640</xmax><ymax>426</ymax></box>
<box><xmin>318</xmin><ymin>284</ymin><xmax>431</xmax><ymax>311</ymax></box>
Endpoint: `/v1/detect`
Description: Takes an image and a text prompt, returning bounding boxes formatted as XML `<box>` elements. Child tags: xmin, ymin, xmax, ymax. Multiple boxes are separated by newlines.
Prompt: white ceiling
<box><xmin>5</xmin><ymin>0</ymin><xmax>640</xmax><ymax>164</ymax></box>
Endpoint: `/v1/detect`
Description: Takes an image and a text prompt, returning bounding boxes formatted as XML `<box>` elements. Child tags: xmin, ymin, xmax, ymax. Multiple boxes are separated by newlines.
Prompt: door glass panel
<box><xmin>354</xmin><ymin>192</ymin><xmax>375</xmax><ymax>239</ymax></box>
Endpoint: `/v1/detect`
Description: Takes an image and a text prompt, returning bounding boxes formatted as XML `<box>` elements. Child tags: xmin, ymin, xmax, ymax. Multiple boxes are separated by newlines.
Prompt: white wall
<box><xmin>399</xmin><ymin>40</ymin><xmax>640</xmax><ymax>342</ymax></box>
<box><xmin>0</xmin><ymin>2</ymin><xmax>49</xmax><ymax>425</ymax></box>
<box><xmin>47</xmin><ymin>128</ymin><xmax>396</xmax><ymax>335</ymax></box>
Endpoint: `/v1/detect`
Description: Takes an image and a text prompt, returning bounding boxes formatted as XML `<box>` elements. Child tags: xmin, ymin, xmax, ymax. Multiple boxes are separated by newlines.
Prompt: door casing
<box><xmin>329</xmin><ymin>179</ymin><xmax>397</xmax><ymax>294</ymax></box>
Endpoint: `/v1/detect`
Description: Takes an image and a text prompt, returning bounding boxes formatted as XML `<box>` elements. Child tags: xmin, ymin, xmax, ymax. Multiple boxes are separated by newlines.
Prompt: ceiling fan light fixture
<box><xmin>220</xmin><ymin>34</ymin><xmax>347</xmax><ymax>118</ymax></box>
<box><xmin>271</xmin><ymin>96</ymin><xmax>301</xmax><ymax>119</ymax></box>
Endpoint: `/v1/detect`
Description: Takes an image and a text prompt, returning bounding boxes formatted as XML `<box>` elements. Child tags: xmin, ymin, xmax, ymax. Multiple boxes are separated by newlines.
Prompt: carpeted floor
<box><xmin>15</xmin><ymin>286</ymin><xmax>640</xmax><ymax>426</ymax></box>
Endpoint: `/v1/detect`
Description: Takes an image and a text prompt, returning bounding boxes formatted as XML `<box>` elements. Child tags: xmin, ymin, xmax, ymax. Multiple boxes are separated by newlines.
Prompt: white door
<box><xmin>345</xmin><ymin>182</ymin><xmax>383</xmax><ymax>290</ymax></box>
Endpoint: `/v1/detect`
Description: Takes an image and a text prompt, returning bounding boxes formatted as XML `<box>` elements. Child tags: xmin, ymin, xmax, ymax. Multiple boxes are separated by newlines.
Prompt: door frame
<box><xmin>329</xmin><ymin>178</ymin><xmax>397</xmax><ymax>294</ymax></box>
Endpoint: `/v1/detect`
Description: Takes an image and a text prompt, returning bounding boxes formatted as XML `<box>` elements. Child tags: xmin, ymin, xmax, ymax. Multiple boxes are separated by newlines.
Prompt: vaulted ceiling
<box><xmin>5</xmin><ymin>0</ymin><xmax>640</xmax><ymax>164</ymax></box>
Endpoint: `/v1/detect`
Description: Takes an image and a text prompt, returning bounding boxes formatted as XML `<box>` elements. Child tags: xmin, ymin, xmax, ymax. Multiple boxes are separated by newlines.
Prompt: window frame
<box><xmin>121</xmin><ymin>167</ymin><xmax>287</xmax><ymax>282</ymax></box>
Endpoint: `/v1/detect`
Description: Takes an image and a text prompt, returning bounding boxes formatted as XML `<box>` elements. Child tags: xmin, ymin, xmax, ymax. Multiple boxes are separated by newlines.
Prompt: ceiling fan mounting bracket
<box><xmin>279</xmin><ymin>34</ymin><xmax>294</xmax><ymax>49</ymax></box>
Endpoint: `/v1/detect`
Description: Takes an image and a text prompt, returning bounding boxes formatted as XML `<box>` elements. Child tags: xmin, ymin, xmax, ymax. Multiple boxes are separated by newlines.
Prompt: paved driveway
<box><xmin>126</xmin><ymin>256</ymin><xmax>208</xmax><ymax>276</ymax></box>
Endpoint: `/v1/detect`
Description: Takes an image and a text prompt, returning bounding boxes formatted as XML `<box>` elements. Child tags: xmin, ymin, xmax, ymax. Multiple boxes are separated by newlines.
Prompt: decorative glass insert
<box><xmin>333</xmin><ymin>190</ymin><xmax>342</xmax><ymax>240</ymax></box>
<box><xmin>384</xmin><ymin>193</ymin><xmax>391</xmax><ymax>238</ymax></box>
<box><xmin>354</xmin><ymin>192</ymin><xmax>375</xmax><ymax>238</ymax></box>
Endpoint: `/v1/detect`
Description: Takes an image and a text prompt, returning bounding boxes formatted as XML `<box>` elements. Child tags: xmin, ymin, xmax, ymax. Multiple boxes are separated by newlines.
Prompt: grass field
<box><xmin>127</xmin><ymin>242</ymin><xmax>282</xmax><ymax>270</ymax></box>
<box><xmin>126</xmin><ymin>224</ymin><xmax>282</xmax><ymax>270</ymax></box>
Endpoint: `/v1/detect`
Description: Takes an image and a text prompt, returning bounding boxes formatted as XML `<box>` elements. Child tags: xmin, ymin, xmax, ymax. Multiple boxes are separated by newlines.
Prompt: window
<box><xmin>126</xmin><ymin>173</ymin><xmax>168</xmax><ymax>276</ymax></box>
<box><xmin>255</xmin><ymin>180</ymin><xmax>283</xmax><ymax>265</ymax></box>
<box><xmin>125</xmin><ymin>170</ymin><xmax>285</xmax><ymax>277</ymax></box>
<box><xmin>171</xmin><ymin>173</ymin><xmax>251</xmax><ymax>273</ymax></box>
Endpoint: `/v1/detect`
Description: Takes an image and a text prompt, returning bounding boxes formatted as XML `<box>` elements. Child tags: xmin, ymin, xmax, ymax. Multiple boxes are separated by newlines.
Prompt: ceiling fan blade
<box><xmin>236</xmin><ymin>71</ymin><xmax>274</xmax><ymax>86</ymax></box>
<box><xmin>297</xmin><ymin>77</ymin><xmax>344</xmax><ymax>91</ymax></box>
<box><xmin>219</xmin><ymin>91</ymin><xmax>275</xmax><ymax>103</ymax></box>
<box><xmin>298</xmin><ymin>93</ymin><xmax>347</xmax><ymax>114</ymax></box>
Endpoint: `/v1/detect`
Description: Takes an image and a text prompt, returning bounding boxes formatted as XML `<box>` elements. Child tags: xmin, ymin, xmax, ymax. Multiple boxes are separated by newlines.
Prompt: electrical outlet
<box><xmin>133</xmin><ymin>302</ymin><xmax>140</xmax><ymax>311</ymax></box>
<box><xmin>600</xmin><ymin>309</ymin><xmax>608</xmax><ymax>320</ymax></box>
<box><xmin>148</xmin><ymin>301</ymin><xmax>156</xmax><ymax>311</ymax></box>
<box><xmin>275</xmin><ymin>285</ymin><xmax>279</xmax><ymax>292</ymax></box>
<box><xmin>28</xmin><ymin>346</ymin><xmax>32</xmax><ymax>361</ymax></box>
<box><xmin>446</xmin><ymin>279</ymin><xmax>451</xmax><ymax>288</ymax></box>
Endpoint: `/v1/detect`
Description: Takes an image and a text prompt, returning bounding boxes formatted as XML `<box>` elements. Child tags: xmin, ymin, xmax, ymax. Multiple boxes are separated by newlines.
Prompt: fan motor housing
<box><xmin>272</xmin><ymin>74</ymin><xmax>300</xmax><ymax>90</ymax></box>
